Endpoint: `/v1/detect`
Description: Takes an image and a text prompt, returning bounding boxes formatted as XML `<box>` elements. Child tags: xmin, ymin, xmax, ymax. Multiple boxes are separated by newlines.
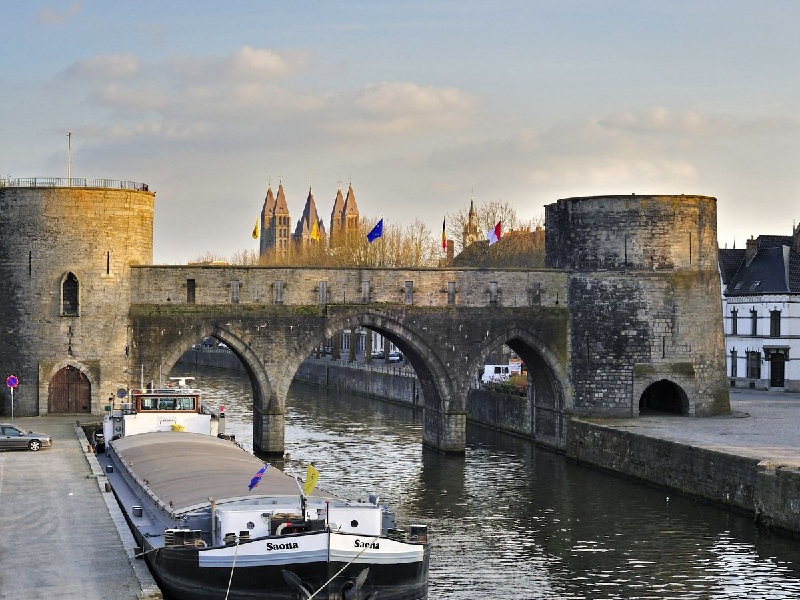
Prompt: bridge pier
<box><xmin>253</xmin><ymin>406</ymin><xmax>285</xmax><ymax>456</ymax></box>
<box><xmin>422</xmin><ymin>407</ymin><xmax>466</xmax><ymax>454</ymax></box>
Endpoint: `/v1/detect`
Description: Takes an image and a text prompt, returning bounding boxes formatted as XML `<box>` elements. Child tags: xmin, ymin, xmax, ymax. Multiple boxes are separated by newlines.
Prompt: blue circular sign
<box><xmin>6</xmin><ymin>375</ymin><xmax>18</xmax><ymax>388</ymax></box>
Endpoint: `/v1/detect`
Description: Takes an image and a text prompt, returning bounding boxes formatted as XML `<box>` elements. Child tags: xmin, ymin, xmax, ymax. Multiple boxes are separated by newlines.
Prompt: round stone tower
<box><xmin>0</xmin><ymin>180</ymin><xmax>154</xmax><ymax>416</ymax></box>
<box><xmin>545</xmin><ymin>195</ymin><xmax>729</xmax><ymax>417</ymax></box>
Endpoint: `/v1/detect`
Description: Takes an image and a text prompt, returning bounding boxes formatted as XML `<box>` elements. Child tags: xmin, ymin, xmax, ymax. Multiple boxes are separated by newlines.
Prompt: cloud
<box><xmin>66</xmin><ymin>54</ymin><xmax>142</xmax><ymax>81</ymax></box>
<box><xmin>38</xmin><ymin>2</ymin><xmax>81</xmax><ymax>25</ymax></box>
<box><xmin>58</xmin><ymin>48</ymin><xmax>478</xmax><ymax>151</ymax></box>
<box><xmin>598</xmin><ymin>107</ymin><xmax>796</xmax><ymax>138</ymax></box>
<box><xmin>332</xmin><ymin>82</ymin><xmax>479</xmax><ymax>136</ymax></box>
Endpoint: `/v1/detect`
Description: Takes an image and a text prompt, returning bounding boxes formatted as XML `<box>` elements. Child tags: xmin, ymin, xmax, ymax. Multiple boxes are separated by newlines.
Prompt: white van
<box><xmin>481</xmin><ymin>364</ymin><xmax>511</xmax><ymax>384</ymax></box>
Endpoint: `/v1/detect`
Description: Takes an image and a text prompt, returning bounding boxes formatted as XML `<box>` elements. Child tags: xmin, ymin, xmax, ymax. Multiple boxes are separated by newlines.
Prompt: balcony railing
<box><xmin>0</xmin><ymin>177</ymin><xmax>149</xmax><ymax>191</ymax></box>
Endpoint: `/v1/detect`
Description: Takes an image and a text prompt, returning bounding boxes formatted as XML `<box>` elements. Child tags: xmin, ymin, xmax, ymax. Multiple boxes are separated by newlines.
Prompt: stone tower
<box><xmin>545</xmin><ymin>194</ymin><xmax>729</xmax><ymax>417</ymax></box>
<box><xmin>293</xmin><ymin>188</ymin><xmax>326</xmax><ymax>247</ymax></box>
<box><xmin>462</xmin><ymin>197</ymin><xmax>481</xmax><ymax>249</ymax></box>
<box><xmin>0</xmin><ymin>180</ymin><xmax>154</xmax><ymax>416</ymax></box>
<box><xmin>260</xmin><ymin>182</ymin><xmax>291</xmax><ymax>257</ymax></box>
<box><xmin>329</xmin><ymin>183</ymin><xmax>360</xmax><ymax>248</ymax></box>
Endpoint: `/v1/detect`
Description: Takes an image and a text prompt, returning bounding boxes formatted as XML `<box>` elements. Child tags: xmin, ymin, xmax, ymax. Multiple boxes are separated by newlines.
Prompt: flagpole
<box><xmin>380</xmin><ymin>215</ymin><xmax>385</xmax><ymax>267</ymax></box>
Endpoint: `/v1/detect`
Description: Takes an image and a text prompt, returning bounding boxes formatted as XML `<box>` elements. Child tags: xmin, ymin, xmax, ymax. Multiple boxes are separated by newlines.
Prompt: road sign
<box><xmin>6</xmin><ymin>375</ymin><xmax>18</xmax><ymax>388</ymax></box>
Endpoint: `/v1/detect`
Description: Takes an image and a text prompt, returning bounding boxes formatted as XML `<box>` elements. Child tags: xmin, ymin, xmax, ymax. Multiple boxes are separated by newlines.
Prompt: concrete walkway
<box><xmin>593</xmin><ymin>388</ymin><xmax>800</xmax><ymax>465</ymax></box>
<box><xmin>0</xmin><ymin>416</ymin><xmax>160</xmax><ymax>600</ymax></box>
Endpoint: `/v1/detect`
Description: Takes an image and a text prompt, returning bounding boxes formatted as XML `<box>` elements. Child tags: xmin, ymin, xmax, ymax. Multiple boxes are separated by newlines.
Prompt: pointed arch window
<box><xmin>62</xmin><ymin>272</ymin><xmax>79</xmax><ymax>316</ymax></box>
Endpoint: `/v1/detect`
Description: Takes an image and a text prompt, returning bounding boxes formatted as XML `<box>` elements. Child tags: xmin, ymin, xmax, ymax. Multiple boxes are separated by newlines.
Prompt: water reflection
<box><xmin>181</xmin><ymin>365</ymin><xmax>800</xmax><ymax>599</ymax></box>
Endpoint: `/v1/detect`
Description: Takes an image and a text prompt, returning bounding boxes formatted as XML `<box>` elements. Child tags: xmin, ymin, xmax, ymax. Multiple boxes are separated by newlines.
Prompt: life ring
<box><xmin>276</xmin><ymin>522</ymin><xmax>292</xmax><ymax>536</ymax></box>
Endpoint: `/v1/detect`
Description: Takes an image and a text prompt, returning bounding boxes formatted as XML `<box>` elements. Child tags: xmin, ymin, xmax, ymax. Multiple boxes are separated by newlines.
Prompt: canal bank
<box><xmin>567</xmin><ymin>389</ymin><xmax>800</xmax><ymax>538</ymax></box>
<box><xmin>0</xmin><ymin>416</ymin><xmax>160</xmax><ymax>599</ymax></box>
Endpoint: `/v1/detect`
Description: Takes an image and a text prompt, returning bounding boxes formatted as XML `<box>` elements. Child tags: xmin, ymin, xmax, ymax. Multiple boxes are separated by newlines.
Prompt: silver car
<box><xmin>0</xmin><ymin>423</ymin><xmax>53</xmax><ymax>451</ymax></box>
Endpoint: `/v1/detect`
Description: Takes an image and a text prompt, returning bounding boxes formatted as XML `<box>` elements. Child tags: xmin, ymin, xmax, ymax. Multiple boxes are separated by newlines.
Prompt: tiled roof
<box><xmin>725</xmin><ymin>245</ymin><xmax>800</xmax><ymax>296</ymax></box>
<box><xmin>451</xmin><ymin>230</ymin><xmax>544</xmax><ymax>268</ymax></box>
<box><xmin>718</xmin><ymin>248</ymin><xmax>745</xmax><ymax>285</ymax></box>
<box><xmin>757</xmin><ymin>234</ymin><xmax>793</xmax><ymax>249</ymax></box>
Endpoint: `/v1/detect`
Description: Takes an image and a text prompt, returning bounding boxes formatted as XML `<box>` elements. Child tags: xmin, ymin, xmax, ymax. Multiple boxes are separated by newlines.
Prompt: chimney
<box><xmin>745</xmin><ymin>236</ymin><xmax>758</xmax><ymax>265</ymax></box>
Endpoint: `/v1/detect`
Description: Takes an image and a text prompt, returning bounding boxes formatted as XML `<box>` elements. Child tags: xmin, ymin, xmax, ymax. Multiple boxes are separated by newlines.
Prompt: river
<box><xmin>178</xmin><ymin>365</ymin><xmax>800</xmax><ymax>599</ymax></box>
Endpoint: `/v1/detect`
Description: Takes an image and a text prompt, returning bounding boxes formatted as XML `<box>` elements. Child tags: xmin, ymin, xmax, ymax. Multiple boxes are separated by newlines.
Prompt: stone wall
<box><xmin>567</xmin><ymin>419</ymin><xmax>800</xmax><ymax>536</ymax></box>
<box><xmin>0</xmin><ymin>186</ymin><xmax>154</xmax><ymax>416</ymax></box>
<box><xmin>130</xmin><ymin>265</ymin><xmax>567</xmax><ymax>309</ymax></box>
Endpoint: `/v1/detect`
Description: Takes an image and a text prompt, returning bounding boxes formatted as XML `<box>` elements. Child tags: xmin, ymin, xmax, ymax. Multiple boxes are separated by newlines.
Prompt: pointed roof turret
<box><xmin>294</xmin><ymin>187</ymin><xmax>326</xmax><ymax>240</ymax></box>
<box><xmin>274</xmin><ymin>182</ymin><xmax>290</xmax><ymax>216</ymax></box>
<box><xmin>343</xmin><ymin>183</ymin><xmax>359</xmax><ymax>217</ymax></box>
<box><xmin>262</xmin><ymin>184</ymin><xmax>275</xmax><ymax>218</ymax></box>
<box><xmin>330</xmin><ymin>186</ymin><xmax>345</xmax><ymax>232</ymax></box>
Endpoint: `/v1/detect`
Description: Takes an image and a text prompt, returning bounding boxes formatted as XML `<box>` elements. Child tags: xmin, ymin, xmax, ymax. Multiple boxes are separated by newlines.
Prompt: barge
<box><xmin>101</xmin><ymin>379</ymin><xmax>430</xmax><ymax>599</ymax></box>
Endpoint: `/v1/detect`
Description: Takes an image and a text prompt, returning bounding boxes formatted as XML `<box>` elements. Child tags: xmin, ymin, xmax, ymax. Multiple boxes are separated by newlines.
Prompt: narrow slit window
<box><xmin>62</xmin><ymin>272</ymin><xmax>79</xmax><ymax>316</ymax></box>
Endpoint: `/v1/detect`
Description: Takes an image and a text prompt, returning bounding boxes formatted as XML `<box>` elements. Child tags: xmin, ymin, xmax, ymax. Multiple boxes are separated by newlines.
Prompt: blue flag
<box><xmin>248</xmin><ymin>464</ymin><xmax>269</xmax><ymax>491</ymax></box>
<box><xmin>367</xmin><ymin>219</ymin><xmax>383</xmax><ymax>243</ymax></box>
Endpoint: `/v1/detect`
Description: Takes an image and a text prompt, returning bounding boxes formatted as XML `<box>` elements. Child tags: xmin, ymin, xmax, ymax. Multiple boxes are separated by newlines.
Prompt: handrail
<box><xmin>0</xmin><ymin>177</ymin><xmax>150</xmax><ymax>191</ymax></box>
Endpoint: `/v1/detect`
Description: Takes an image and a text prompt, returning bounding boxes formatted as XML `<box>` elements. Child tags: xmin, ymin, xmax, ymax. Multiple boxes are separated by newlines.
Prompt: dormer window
<box><xmin>734</xmin><ymin>282</ymin><xmax>743</xmax><ymax>290</ymax></box>
<box><xmin>749</xmin><ymin>281</ymin><xmax>761</xmax><ymax>291</ymax></box>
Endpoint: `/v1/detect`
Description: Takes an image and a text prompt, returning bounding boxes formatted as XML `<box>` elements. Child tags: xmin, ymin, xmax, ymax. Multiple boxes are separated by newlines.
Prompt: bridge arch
<box><xmin>158</xmin><ymin>328</ymin><xmax>272</xmax><ymax>419</ymax></box>
<box><xmin>473</xmin><ymin>326</ymin><xmax>568</xmax><ymax>446</ymax></box>
<box><xmin>322</xmin><ymin>308</ymin><xmax>465</xmax><ymax>452</ymax></box>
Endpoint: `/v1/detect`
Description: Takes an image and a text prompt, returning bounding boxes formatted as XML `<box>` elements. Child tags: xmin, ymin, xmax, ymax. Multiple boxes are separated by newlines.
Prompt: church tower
<box><xmin>329</xmin><ymin>186</ymin><xmax>346</xmax><ymax>247</ymax></box>
<box><xmin>462</xmin><ymin>196</ymin><xmax>481</xmax><ymax>249</ymax></box>
<box><xmin>260</xmin><ymin>182</ymin><xmax>292</xmax><ymax>257</ymax></box>
<box><xmin>330</xmin><ymin>183</ymin><xmax>360</xmax><ymax>248</ymax></box>
<box><xmin>293</xmin><ymin>187</ymin><xmax>326</xmax><ymax>246</ymax></box>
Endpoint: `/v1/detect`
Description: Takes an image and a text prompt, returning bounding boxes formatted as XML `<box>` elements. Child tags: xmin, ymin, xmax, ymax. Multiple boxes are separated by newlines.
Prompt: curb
<box><xmin>74</xmin><ymin>423</ymin><xmax>163</xmax><ymax>600</ymax></box>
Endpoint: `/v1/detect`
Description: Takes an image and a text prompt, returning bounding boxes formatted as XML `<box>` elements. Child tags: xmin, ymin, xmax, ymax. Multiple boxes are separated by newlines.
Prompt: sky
<box><xmin>2</xmin><ymin>1</ymin><xmax>799</xmax><ymax>264</ymax></box>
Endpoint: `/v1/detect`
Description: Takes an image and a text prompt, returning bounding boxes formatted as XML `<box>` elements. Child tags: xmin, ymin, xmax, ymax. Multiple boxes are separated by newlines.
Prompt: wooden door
<box><xmin>770</xmin><ymin>356</ymin><xmax>786</xmax><ymax>388</ymax></box>
<box><xmin>48</xmin><ymin>366</ymin><xmax>91</xmax><ymax>413</ymax></box>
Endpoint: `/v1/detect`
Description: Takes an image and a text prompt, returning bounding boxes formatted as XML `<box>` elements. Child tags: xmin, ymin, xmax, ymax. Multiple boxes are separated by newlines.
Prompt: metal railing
<box><xmin>0</xmin><ymin>177</ymin><xmax>150</xmax><ymax>191</ymax></box>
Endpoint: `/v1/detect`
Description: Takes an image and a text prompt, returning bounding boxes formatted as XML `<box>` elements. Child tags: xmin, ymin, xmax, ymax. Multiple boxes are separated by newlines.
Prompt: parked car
<box><xmin>388</xmin><ymin>351</ymin><xmax>403</xmax><ymax>363</ymax></box>
<box><xmin>0</xmin><ymin>423</ymin><xmax>53</xmax><ymax>451</ymax></box>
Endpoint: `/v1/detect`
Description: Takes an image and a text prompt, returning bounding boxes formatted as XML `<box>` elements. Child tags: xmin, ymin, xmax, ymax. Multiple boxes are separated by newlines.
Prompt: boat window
<box><xmin>139</xmin><ymin>396</ymin><xmax>197</xmax><ymax>411</ymax></box>
<box><xmin>140</xmin><ymin>397</ymin><xmax>158</xmax><ymax>411</ymax></box>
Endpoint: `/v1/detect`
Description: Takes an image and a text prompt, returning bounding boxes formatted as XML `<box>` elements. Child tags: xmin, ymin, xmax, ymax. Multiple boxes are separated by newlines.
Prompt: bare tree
<box><xmin>447</xmin><ymin>199</ymin><xmax>521</xmax><ymax>253</ymax></box>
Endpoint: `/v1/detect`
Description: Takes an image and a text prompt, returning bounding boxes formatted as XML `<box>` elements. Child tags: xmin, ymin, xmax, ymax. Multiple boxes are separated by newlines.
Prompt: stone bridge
<box><xmin>130</xmin><ymin>267</ymin><xmax>570</xmax><ymax>454</ymax></box>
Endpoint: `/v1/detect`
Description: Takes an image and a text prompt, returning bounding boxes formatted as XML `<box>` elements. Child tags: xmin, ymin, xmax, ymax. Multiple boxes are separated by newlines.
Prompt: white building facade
<box><xmin>720</xmin><ymin>231</ymin><xmax>800</xmax><ymax>392</ymax></box>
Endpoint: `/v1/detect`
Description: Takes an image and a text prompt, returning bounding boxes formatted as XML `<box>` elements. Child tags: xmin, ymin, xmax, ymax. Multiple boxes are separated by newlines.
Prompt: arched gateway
<box><xmin>48</xmin><ymin>365</ymin><xmax>91</xmax><ymax>413</ymax></box>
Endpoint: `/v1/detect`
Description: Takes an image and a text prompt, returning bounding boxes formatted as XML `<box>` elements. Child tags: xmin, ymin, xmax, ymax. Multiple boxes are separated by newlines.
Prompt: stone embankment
<box><xmin>567</xmin><ymin>390</ymin><xmax>800</xmax><ymax>537</ymax></box>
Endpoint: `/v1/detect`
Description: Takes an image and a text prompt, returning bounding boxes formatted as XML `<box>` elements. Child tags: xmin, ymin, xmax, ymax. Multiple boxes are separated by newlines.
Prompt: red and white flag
<box><xmin>487</xmin><ymin>221</ymin><xmax>501</xmax><ymax>246</ymax></box>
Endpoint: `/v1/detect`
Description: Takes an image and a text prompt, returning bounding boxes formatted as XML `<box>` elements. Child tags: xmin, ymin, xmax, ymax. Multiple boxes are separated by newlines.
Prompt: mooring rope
<box><xmin>224</xmin><ymin>535</ymin><xmax>242</xmax><ymax>600</ymax></box>
<box><xmin>307</xmin><ymin>535</ymin><xmax>380</xmax><ymax>599</ymax></box>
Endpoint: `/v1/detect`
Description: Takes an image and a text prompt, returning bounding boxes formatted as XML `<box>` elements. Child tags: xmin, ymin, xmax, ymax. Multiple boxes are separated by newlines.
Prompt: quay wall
<box><xmin>566</xmin><ymin>419</ymin><xmax>800</xmax><ymax>537</ymax></box>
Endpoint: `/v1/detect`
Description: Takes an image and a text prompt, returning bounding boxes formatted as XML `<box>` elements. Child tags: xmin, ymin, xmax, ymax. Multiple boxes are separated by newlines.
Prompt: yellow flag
<box><xmin>303</xmin><ymin>464</ymin><xmax>320</xmax><ymax>496</ymax></box>
<box><xmin>251</xmin><ymin>218</ymin><xmax>259</xmax><ymax>240</ymax></box>
<box><xmin>310</xmin><ymin>220</ymin><xmax>320</xmax><ymax>241</ymax></box>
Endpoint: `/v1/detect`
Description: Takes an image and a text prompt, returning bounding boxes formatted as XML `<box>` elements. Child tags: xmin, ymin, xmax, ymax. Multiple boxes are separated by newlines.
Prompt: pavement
<box><xmin>0</xmin><ymin>416</ymin><xmax>161</xmax><ymax>600</ymax></box>
<box><xmin>586</xmin><ymin>388</ymin><xmax>800</xmax><ymax>466</ymax></box>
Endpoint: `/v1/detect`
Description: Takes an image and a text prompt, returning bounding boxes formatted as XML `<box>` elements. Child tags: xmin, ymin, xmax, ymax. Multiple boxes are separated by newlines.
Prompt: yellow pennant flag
<box><xmin>310</xmin><ymin>219</ymin><xmax>320</xmax><ymax>241</ymax></box>
<box><xmin>251</xmin><ymin>218</ymin><xmax>259</xmax><ymax>240</ymax></box>
<box><xmin>303</xmin><ymin>463</ymin><xmax>320</xmax><ymax>496</ymax></box>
